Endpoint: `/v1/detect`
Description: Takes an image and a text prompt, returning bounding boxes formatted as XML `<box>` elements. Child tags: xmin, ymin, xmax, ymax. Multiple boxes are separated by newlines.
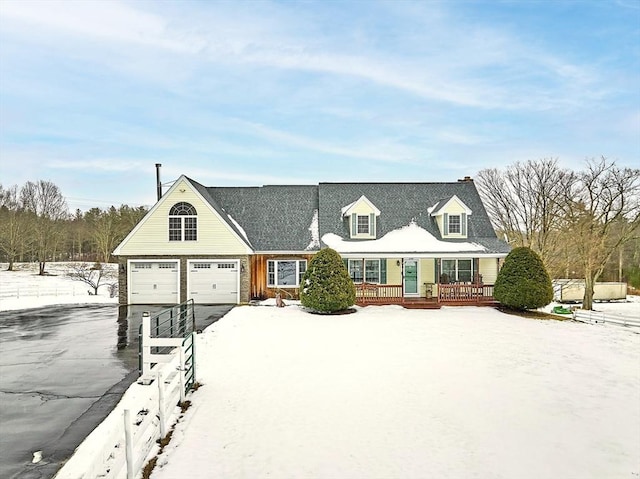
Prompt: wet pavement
<box><xmin>0</xmin><ymin>303</ymin><xmax>233</xmax><ymax>479</ymax></box>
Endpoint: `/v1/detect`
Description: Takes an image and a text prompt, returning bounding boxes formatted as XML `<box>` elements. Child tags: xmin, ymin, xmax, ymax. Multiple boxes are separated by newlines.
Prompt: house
<box><xmin>113</xmin><ymin>175</ymin><xmax>510</xmax><ymax>307</ymax></box>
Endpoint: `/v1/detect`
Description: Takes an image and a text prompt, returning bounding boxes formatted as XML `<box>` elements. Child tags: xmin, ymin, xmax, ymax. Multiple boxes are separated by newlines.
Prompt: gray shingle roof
<box><xmin>208</xmin><ymin>185</ymin><xmax>319</xmax><ymax>251</ymax></box>
<box><xmin>318</xmin><ymin>181</ymin><xmax>501</xmax><ymax>239</ymax></box>
<box><xmin>194</xmin><ymin>179</ymin><xmax>510</xmax><ymax>254</ymax></box>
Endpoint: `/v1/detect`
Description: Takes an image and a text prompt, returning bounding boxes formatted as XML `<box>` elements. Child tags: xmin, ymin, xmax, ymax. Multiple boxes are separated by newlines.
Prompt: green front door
<box><xmin>404</xmin><ymin>259</ymin><xmax>418</xmax><ymax>296</ymax></box>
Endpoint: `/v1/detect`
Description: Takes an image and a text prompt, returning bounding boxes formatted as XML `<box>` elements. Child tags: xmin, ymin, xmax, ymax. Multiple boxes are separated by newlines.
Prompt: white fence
<box><xmin>54</xmin><ymin>333</ymin><xmax>196</xmax><ymax>479</ymax></box>
<box><xmin>0</xmin><ymin>284</ymin><xmax>85</xmax><ymax>300</ymax></box>
<box><xmin>573</xmin><ymin>310</ymin><xmax>640</xmax><ymax>328</ymax></box>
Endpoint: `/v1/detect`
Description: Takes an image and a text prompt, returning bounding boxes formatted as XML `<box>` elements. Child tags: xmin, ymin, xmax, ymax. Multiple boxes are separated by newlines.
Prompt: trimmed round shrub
<box><xmin>300</xmin><ymin>248</ymin><xmax>356</xmax><ymax>313</ymax></box>
<box><xmin>494</xmin><ymin>246</ymin><xmax>553</xmax><ymax>310</ymax></box>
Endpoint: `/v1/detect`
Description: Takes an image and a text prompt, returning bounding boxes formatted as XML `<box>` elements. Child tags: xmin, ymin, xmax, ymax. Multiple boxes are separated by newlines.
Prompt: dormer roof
<box><xmin>341</xmin><ymin>195</ymin><xmax>381</xmax><ymax>217</ymax></box>
<box><xmin>429</xmin><ymin>195</ymin><xmax>473</xmax><ymax>216</ymax></box>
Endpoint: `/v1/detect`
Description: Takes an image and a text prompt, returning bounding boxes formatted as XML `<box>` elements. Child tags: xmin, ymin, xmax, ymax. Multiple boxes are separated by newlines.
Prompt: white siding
<box><xmin>117</xmin><ymin>179</ymin><xmax>250</xmax><ymax>256</ymax></box>
<box><xmin>479</xmin><ymin>258</ymin><xmax>498</xmax><ymax>284</ymax></box>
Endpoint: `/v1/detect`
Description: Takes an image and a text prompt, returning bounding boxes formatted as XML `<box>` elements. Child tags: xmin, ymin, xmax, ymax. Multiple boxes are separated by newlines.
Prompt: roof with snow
<box><xmin>206</xmin><ymin>184</ymin><xmax>320</xmax><ymax>251</ymax></box>
<box><xmin>186</xmin><ymin>178</ymin><xmax>509</xmax><ymax>254</ymax></box>
<box><xmin>317</xmin><ymin>181</ymin><xmax>507</xmax><ymax>253</ymax></box>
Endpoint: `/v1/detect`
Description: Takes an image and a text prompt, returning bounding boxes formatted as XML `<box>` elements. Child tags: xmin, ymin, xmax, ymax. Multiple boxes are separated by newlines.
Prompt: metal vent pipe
<box><xmin>155</xmin><ymin>163</ymin><xmax>162</xmax><ymax>200</ymax></box>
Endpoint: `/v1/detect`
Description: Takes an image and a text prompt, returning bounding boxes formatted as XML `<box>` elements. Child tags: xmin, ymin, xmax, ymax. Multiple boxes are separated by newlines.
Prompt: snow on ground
<box><xmin>0</xmin><ymin>262</ymin><xmax>118</xmax><ymax>311</ymax></box>
<box><xmin>2</xmin><ymin>264</ymin><xmax>639</xmax><ymax>477</ymax></box>
<box><xmin>541</xmin><ymin>295</ymin><xmax>640</xmax><ymax>323</ymax></box>
<box><xmin>150</xmin><ymin>304</ymin><xmax>640</xmax><ymax>479</ymax></box>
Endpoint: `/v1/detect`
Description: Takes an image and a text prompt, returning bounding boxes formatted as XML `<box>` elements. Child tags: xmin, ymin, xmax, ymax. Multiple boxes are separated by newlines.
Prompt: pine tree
<box><xmin>494</xmin><ymin>246</ymin><xmax>553</xmax><ymax>310</ymax></box>
<box><xmin>300</xmin><ymin>248</ymin><xmax>355</xmax><ymax>313</ymax></box>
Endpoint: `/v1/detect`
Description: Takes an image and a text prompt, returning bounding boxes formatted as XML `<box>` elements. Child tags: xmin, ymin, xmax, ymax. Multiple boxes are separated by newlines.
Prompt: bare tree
<box><xmin>0</xmin><ymin>184</ymin><xmax>33</xmax><ymax>270</ymax></box>
<box><xmin>560</xmin><ymin>158</ymin><xmax>640</xmax><ymax>310</ymax></box>
<box><xmin>85</xmin><ymin>207</ymin><xmax>119</xmax><ymax>263</ymax></box>
<box><xmin>476</xmin><ymin>159</ymin><xmax>573</xmax><ymax>266</ymax></box>
<box><xmin>20</xmin><ymin>180</ymin><xmax>69</xmax><ymax>275</ymax></box>
<box><xmin>67</xmin><ymin>262</ymin><xmax>116</xmax><ymax>295</ymax></box>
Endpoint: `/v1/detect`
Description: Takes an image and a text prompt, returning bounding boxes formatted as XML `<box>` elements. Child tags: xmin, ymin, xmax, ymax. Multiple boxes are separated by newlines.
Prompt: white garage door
<box><xmin>188</xmin><ymin>260</ymin><xmax>239</xmax><ymax>304</ymax></box>
<box><xmin>129</xmin><ymin>261</ymin><xmax>179</xmax><ymax>304</ymax></box>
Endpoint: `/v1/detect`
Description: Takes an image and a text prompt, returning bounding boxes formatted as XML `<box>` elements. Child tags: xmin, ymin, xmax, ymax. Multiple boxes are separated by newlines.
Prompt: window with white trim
<box><xmin>169</xmin><ymin>202</ymin><xmax>197</xmax><ymax>241</ymax></box>
<box><xmin>448</xmin><ymin>215</ymin><xmax>461</xmax><ymax>234</ymax></box>
<box><xmin>441</xmin><ymin>259</ymin><xmax>473</xmax><ymax>283</ymax></box>
<box><xmin>348</xmin><ymin>259</ymin><xmax>381</xmax><ymax>283</ymax></box>
<box><xmin>357</xmin><ymin>215</ymin><xmax>370</xmax><ymax>234</ymax></box>
<box><xmin>350</xmin><ymin>212</ymin><xmax>376</xmax><ymax>238</ymax></box>
<box><xmin>442</xmin><ymin>212</ymin><xmax>467</xmax><ymax>237</ymax></box>
<box><xmin>267</xmin><ymin>260</ymin><xmax>307</xmax><ymax>288</ymax></box>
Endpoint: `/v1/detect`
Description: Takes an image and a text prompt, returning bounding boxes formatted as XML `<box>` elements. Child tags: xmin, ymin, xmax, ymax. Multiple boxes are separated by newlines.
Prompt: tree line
<box><xmin>0</xmin><ymin>180</ymin><xmax>148</xmax><ymax>274</ymax></box>
<box><xmin>476</xmin><ymin>157</ymin><xmax>640</xmax><ymax>310</ymax></box>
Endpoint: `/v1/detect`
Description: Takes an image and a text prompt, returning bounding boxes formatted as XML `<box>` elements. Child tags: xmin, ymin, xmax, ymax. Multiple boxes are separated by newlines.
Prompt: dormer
<box><xmin>342</xmin><ymin>195</ymin><xmax>380</xmax><ymax>239</ymax></box>
<box><xmin>429</xmin><ymin>195</ymin><xmax>472</xmax><ymax>239</ymax></box>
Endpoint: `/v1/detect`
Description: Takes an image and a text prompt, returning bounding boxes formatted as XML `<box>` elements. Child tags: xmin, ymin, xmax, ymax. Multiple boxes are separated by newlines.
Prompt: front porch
<box><xmin>355</xmin><ymin>282</ymin><xmax>497</xmax><ymax>308</ymax></box>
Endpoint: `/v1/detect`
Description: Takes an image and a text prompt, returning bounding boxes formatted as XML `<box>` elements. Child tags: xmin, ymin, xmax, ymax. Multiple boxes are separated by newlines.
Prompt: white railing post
<box><xmin>142</xmin><ymin>312</ymin><xmax>151</xmax><ymax>375</ymax></box>
<box><xmin>179</xmin><ymin>347</ymin><xmax>186</xmax><ymax>403</ymax></box>
<box><xmin>158</xmin><ymin>370</ymin><xmax>166</xmax><ymax>438</ymax></box>
<box><xmin>124</xmin><ymin>409</ymin><xmax>134</xmax><ymax>479</ymax></box>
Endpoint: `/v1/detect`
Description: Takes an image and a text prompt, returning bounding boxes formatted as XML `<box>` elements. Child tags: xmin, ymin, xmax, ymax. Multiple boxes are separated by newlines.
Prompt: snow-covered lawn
<box><xmin>2</xmin><ymin>263</ymin><xmax>638</xmax><ymax>477</ymax></box>
<box><xmin>0</xmin><ymin>262</ymin><xmax>118</xmax><ymax>311</ymax></box>
<box><xmin>150</xmin><ymin>304</ymin><xmax>640</xmax><ymax>479</ymax></box>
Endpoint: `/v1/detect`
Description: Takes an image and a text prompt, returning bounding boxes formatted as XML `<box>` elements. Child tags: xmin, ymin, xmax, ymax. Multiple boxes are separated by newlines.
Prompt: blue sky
<box><xmin>1</xmin><ymin>0</ymin><xmax>638</xmax><ymax>211</ymax></box>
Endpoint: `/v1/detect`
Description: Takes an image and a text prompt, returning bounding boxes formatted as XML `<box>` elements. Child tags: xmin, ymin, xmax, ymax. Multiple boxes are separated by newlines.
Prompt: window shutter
<box><xmin>351</xmin><ymin>213</ymin><xmax>357</xmax><ymax>235</ymax></box>
<box><xmin>380</xmin><ymin>259</ymin><xmax>387</xmax><ymax>284</ymax></box>
<box><xmin>343</xmin><ymin>258</ymin><xmax>349</xmax><ymax>270</ymax></box>
<box><xmin>443</xmin><ymin>213</ymin><xmax>449</xmax><ymax>235</ymax></box>
<box><xmin>370</xmin><ymin>213</ymin><xmax>376</xmax><ymax>236</ymax></box>
<box><xmin>461</xmin><ymin>213</ymin><xmax>467</xmax><ymax>236</ymax></box>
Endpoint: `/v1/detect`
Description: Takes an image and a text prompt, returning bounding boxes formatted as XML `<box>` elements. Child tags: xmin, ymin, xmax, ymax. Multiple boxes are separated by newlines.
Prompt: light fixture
<box><xmin>396</xmin><ymin>260</ymin><xmax>401</xmax><ymax>266</ymax></box>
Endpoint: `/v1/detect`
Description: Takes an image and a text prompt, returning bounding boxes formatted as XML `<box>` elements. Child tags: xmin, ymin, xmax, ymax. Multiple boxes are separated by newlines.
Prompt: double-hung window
<box><xmin>350</xmin><ymin>212</ymin><xmax>376</xmax><ymax>238</ymax></box>
<box><xmin>169</xmin><ymin>202</ymin><xmax>197</xmax><ymax>241</ymax></box>
<box><xmin>357</xmin><ymin>215</ymin><xmax>370</xmax><ymax>234</ymax></box>
<box><xmin>443</xmin><ymin>212</ymin><xmax>467</xmax><ymax>236</ymax></box>
<box><xmin>348</xmin><ymin>259</ymin><xmax>382</xmax><ymax>283</ymax></box>
<box><xmin>441</xmin><ymin>259</ymin><xmax>473</xmax><ymax>283</ymax></box>
<box><xmin>448</xmin><ymin>215</ymin><xmax>461</xmax><ymax>234</ymax></box>
<box><xmin>267</xmin><ymin>260</ymin><xmax>307</xmax><ymax>288</ymax></box>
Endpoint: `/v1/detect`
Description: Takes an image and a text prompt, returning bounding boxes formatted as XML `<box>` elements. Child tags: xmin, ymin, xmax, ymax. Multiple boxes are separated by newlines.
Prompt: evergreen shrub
<box><xmin>494</xmin><ymin>246</ymin><xmax>553</xmax><ymax>310</ymax></box>
<box><xmin>300</xmin><ymin>248</ymin><xmax>355</xmax><ymax>313</ymax></box>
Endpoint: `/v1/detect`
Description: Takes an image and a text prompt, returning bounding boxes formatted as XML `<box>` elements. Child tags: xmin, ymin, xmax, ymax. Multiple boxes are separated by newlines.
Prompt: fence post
<box><xmin>142</xmin><ymin>312</ymin><xmax>150</xmax><ymax>376</ymax></box>
<box><xmin>179</xmin><ymin>347</ymin><xmax>186</xmax><ymax>403</ymax></box>
<box><xmin>124</xmin><ymin>409</ymin><xmax>134</xmax><ymax>479</ymax></box>
<box><xmin>158</xmin><ymin>370</ymin><xmax>166</xmax><ymax>438</ymax></box>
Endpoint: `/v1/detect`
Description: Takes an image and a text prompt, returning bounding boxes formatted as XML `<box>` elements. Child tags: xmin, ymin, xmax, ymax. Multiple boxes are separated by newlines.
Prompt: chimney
<box><xmin>458</xmin><ymin>176</ymin><xmax>473</xmax><ymax>182</ymax></box>
<box><xmin>156</xmin><ymin>163</ymin><xmax>162</xmax><ymax>200</ymax></box>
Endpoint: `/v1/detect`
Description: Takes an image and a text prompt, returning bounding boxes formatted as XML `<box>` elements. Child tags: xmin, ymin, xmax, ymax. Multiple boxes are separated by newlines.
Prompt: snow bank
<box><xmin>150</xmin><ymin>305</ymin><xmax>640</xmax><ymax>479</ymax></box>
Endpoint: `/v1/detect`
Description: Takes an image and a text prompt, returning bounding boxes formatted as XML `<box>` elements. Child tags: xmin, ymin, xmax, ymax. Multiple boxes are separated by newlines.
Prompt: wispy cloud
<box><xmin>0</xmin><ymin>0</ymin><xmax>605</xmax><ymax>111</ymax></box>
<box><xmin>1</xmin><ymin>0</ymin><xmax>637</xmax><ymax>208</ymax></box>
<box><xmin>232</xmin><ymin>120</ymin><xmax>421</xmax><ymax>164</ymax></box>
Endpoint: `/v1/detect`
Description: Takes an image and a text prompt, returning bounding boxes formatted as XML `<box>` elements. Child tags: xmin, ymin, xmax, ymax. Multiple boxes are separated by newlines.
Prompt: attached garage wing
<box><xmin>188</xmin><ymin>260</ymin><xmax>239</xmax><ymax>304</ymax></box>
<box><xmin>129</xmin><ymin>261</ymin><xmax>179</xmax><ymax>304</ymax></box>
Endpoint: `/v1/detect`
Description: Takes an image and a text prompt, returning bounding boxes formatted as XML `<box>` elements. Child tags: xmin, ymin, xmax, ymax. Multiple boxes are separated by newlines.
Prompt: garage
<box><xmin>188</xmin><ymin>260</ymin><xmax>240</xmax><ymax>304</ymax></box>
<box><xmin>129</xmin><ymin>261</ymin><xmax>179</xmax><ymax>304</ymax></box>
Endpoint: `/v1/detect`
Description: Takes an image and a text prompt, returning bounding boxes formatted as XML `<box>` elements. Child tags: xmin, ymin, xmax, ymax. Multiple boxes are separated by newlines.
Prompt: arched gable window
<box><xmin>169</xmin><ymin>202</ymin><xmax>197</xmax><ymax>241</ymax></box>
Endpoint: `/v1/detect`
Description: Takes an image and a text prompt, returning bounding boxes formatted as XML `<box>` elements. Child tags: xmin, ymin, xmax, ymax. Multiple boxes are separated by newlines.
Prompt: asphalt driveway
<box><xmin>0</xmin><ymin>304</ymin><xmax>233</xmax><ymax>479</ymax></box>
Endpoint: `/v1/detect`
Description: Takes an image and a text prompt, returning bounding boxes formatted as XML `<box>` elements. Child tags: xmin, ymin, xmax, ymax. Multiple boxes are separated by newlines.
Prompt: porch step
<box><xmin>356</xmin><ymin>299</ymin><xmax>441</xmax><ymax>309</ymax></box>
<box><xmin>401</xmin><ymin>301</ymin><xmax>442</xmax><ymax>309</ymax></box>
